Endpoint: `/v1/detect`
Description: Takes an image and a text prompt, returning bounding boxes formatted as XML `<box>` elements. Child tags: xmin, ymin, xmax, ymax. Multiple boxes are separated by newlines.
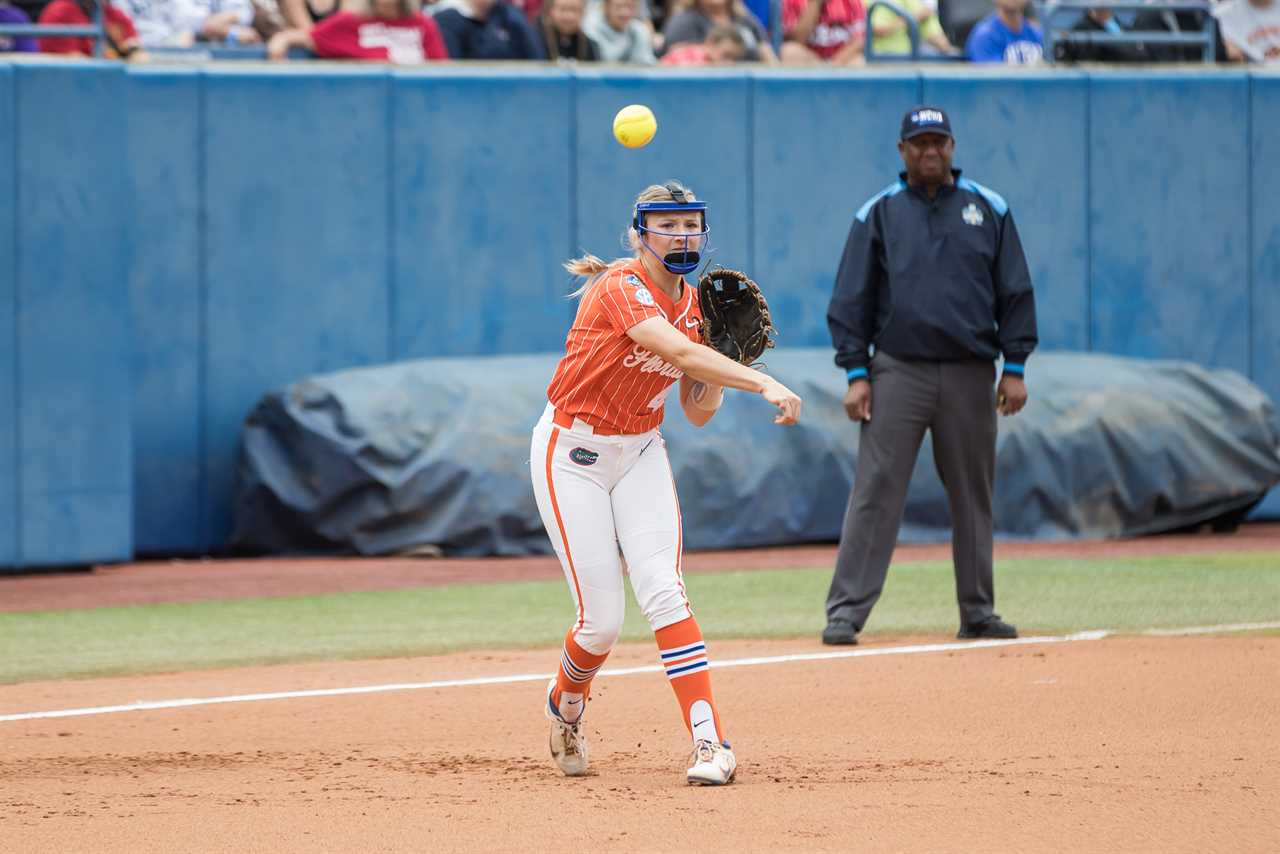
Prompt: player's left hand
<box><xmin>996</xmin><ymin>374</ymin><xmax>1027</xmax><ymax>416</ymax></box>
<box><xmin>761</xmin><ymin>377</ymin><xmax>801</xmax><ymax>425</ymax></box>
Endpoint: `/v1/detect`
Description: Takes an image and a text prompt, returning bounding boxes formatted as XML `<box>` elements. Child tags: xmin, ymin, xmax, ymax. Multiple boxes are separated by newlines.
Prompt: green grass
<box><xmin>1</xmin><ymin>553</ymin><xmax>1277</xmax><ymax>685</ymax></box>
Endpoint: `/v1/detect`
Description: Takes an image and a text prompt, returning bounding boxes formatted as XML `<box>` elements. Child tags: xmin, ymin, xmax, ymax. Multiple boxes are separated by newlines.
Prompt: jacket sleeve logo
<box><xmin>962</xmin><ymin>203</ymin><xmax>984</xmax><ymax>227</ymax></box>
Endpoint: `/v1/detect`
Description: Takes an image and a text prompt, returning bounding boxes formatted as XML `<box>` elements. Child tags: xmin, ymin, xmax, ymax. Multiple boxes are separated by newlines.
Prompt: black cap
<box><xmin>900</xmin><ymin>106</ymin><xmax>953</xmax><ymax>141</ymax></box>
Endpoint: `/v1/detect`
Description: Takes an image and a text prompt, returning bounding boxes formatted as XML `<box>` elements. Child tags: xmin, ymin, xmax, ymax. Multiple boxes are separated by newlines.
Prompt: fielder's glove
<box><xmin>697</xmin><ymin>267</ymin><xmax>776</xmax><ymax>365</ymax></box>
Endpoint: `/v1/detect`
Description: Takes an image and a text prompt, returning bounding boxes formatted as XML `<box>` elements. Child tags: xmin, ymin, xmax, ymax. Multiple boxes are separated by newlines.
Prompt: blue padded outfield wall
<box><xmin>1</xmin><ymin>62</ymin><xmax>1277</xmax><ymax>565</ymax></box>
<box><xmin>2</xmin><ymin>64</ymin><xmax>134</xmax><ymax>568</ymax></box>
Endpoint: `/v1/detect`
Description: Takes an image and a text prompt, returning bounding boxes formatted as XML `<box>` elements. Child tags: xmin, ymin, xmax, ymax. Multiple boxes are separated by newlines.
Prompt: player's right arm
<box><xmin>627</xmin><ymin>318</ymin><xmax>801</xmax><ymax>425</ymax></box>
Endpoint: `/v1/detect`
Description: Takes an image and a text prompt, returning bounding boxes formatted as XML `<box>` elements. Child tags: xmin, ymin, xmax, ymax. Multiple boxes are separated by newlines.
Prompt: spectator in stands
<box><xmin>38</xmin><ymin>0</ymin><xmax>148</xmax><ymax>58</ymax></box>
<box><xmin>660</xmin><ymin>18</ymin><xmax>743</xmax><ymax>60</ymax></box>
<box><xmin>247</xmin><ymin>0</ymin><xmax>288</xmax><ymax>40</ymax></box>
<box><xmin>433</xmin><ymin>0</ymin><xmax>542</xmax><ymax>58</ymax></box>
<box><xmin>267</xmin><ymin>0</ymin><xmax>448</xmax><ymax>60</ymax></box>
<box><xmin>277</xmin><ymin>0</ymin><xmax>346</xmax><ymax>31</ymax></box>
<box><xmin>964</xmin><ymin>0</ymin><xmax>1042</xmax><ymax>63</ymax></box>
<box><xmin>537</xmin><ymin>0</ymin><xmax>600</xmax><ymax>58</ymax></box>
<box><xmin>583</xmin><ymin>0</ymin><xmax>657</xmax><ymax>62</ymax></box>
<box><xmin>1215</xmin><ymin>0</ymin><xmax>1280</xmax><ymax>62</ymax></box>
<box><xmin>740</xmin><ymin>0</ymin><xmax>766</xmax><ymax>31</ymax></box>
<box><xmin>508</xmin><ymin>0</ymin><xmax>541</xmax><ymax>19</ymax></box>
<box><xmin>1052</xmin><ymin>7</ymin><xmax>1146</xmax><ymax>62</ymax></box>
<box><xmin>0</xmin><ymin>1</ymin><xmax>38</xmax><ymax>52</ymax></box>
<box><xmin>780</xmin><ymin>0</ymin><xmax>865</xmax><ymax>64</ymax></box>
<box><xmin>869</xmin><ymin>0</ymin><xmax>956</xmax><ymax>56</ymax></box>
<box><xmin>1131</xmin><ymin>7</ymin><xmax>1226</xmax><ymax>61</ymax></box>
<box><xmin>119</xmin><ymin>0</ymin><xmax>260</xmax><ymax>47</ymax></box>
<box><xmin>662</xmin><ymin>0</ymin><xmax>776</xmax><ymax>62</ymax></box>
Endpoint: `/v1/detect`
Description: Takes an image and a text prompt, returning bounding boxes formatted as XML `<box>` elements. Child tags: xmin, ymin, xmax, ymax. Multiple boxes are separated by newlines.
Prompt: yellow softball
<box><xmin>613</xmin><ymin>104</ymin><xmax>657</xmax><ymax>149</ymax></box>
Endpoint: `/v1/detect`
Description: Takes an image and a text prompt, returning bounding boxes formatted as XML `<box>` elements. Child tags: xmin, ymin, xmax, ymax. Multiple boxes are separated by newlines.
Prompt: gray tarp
<box><xmin>230</xmin><ymin>350</ymin><xmax>1280</xmax><ymax>556</ymax></box>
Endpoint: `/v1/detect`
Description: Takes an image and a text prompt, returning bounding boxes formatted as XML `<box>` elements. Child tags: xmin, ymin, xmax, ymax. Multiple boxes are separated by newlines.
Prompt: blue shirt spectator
<box><xmin>0</xmin><ymin>2</ymin><xmax>38</xmax><ymax>52</ymax></box>
<box><xmin>433</xmin><ymin>0</ymin><xmax>543</xmax><ymax>58</ymax></box>
<box><xmin>965</xmin><ymin>0</ymin><xmax>1042</xmax><ymax>63</ymax></box>
<box><xmin>742</xmin><ymin>0</ymin><xmax>768</xmax><ymax>30</ymax></box>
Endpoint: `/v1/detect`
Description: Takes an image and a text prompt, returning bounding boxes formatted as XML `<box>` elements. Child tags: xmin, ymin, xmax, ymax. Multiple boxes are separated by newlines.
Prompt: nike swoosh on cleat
<box><xmin>693</xmin><ymin>719</ymin><xmax>711</xmax><ymax>728</ymax></box>
<box><xmin>566</xmin><ymin>699</ymin><xmax>582</xmax><ymax>706</ymax></box>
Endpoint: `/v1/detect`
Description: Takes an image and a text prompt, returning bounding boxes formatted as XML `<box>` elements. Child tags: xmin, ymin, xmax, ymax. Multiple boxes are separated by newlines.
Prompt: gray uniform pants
<box><xmin>826</xmin><ymin>352</ymin><xmax>999</xmax><ymax>630</ymax></box>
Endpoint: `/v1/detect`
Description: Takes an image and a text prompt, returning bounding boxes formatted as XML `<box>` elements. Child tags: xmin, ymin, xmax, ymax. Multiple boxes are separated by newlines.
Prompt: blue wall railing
<box><xmin>1</xmin><ymin>61</ymin><xmax>1276</xmax><ymax>566</ymax></box>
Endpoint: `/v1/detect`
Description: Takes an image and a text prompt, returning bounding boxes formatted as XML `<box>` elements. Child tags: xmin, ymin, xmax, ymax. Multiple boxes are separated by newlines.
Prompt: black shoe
<box><xmin>957</xmin><ymin>618</ymin><xmax>1018</xmax><ymax>640</ymax></box>
<box><xmin>822</xmin><ymin>619</ymin><xmax>859</xmax><ymax>645</ymax></box>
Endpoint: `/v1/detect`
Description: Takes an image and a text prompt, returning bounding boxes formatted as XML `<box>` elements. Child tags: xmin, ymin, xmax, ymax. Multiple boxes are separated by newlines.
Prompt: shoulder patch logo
<box><xmin>962</xmin><ymin>203</ymin><xmax>984</xmax><ymax>227</ymax></box>
<box><xmin>569</xmin><ymin>447</ymin><xmax>599</xmax><ymax>466</ymax></box>
<box><xmin>634</xmin><ymin>287</ymin><xmax>655</xmax><ymax>306</ymax></box>
<box><xmin>625</xmin><ymin>275</ymin><xmax>644</xmax><ymax>288</ymax></box>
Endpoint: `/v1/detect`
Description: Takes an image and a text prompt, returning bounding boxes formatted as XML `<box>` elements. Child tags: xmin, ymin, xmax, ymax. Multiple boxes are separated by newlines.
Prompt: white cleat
<box><xmin>545</xmin><ymin>680</ymin><xmax>589</xmax><ymax>777</ymax></box>
<box><xmin>686</xmin><ymin>739</ymin><xmax>737</xmax><ymax>786</ymax></box>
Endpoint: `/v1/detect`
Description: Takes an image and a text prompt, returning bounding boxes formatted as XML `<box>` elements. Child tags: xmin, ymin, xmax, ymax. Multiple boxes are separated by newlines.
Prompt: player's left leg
<box><xmin>611</xmin><ymin>432</ymin><xmax>736</xmax><ymax>786</ymax></box>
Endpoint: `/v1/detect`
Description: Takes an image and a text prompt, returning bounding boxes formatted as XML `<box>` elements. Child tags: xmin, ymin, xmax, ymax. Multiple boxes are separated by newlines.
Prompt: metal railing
<box><xmin>1036</xmin><ymin>0</ymin><xmax>1217</xmax><ymax>63</ymax></box>
<box><xmin>865</xmin><ymin>0</ymin><xmax>965</xmax><ymax>62</ymax></box>
<box><xmin>0</xmin><ymin>4</ymin><xmax>107</xmax><ymax>57</ymax></box>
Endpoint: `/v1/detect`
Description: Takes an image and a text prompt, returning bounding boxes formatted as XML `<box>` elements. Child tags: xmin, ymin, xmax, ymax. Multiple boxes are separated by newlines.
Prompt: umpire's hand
<box><xmin>997</xmin><ymin>375</ymin><xmax>1028</xmax><ymax>416</ymax></box>
<box><xmin>844</xmin><ymin>379</ymin><xmax>871</xmax><ymax>422</ymax></box>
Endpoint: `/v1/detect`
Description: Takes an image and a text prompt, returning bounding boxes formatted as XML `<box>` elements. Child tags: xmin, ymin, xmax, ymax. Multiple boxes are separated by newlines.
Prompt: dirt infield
<box><xmin>2</xmin><ymin>524</ymin><xmax>1277</xmax><ymax>851</ymax></box>
<box><xmin>2</xmin><ymin>635</ymin><xmax>1277</xmax><ymax>852</ymax></box>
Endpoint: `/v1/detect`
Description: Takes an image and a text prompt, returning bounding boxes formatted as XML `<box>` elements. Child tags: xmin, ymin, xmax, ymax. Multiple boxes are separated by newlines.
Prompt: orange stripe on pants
<box><xmin>544</xmin><ymin>427</ymin><xmax>584</xmax><ymax>631</ymax></box>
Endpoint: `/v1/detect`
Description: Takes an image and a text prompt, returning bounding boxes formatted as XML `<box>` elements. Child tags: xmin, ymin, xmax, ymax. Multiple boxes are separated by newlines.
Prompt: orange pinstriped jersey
<box><xmin>547</xmin><ymin>259</ymin><xmax>703</xmax><ymax>435</ymax></box>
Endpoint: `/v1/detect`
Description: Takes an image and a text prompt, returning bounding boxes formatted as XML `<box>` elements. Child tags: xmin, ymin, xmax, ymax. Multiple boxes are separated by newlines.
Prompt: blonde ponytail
<box><xmin>564</xmin><ymin>254</ymin><xmax>613</xmax><ymax>299</ymax></box>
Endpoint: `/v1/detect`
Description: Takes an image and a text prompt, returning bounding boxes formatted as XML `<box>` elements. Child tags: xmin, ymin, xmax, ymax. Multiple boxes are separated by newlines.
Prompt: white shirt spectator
<box><xmin>583</xmin><ymin>0</ymin><xmax>655</xmax><ymax>62</ymax></box>
<box><xmin>1214</xmin><ymin>0</ymin><xmax>1280</xmax><ymax>62</ymax></box>
<box><xmin>121</xmin><ymin>0</ymin><xmax>255</xmax><ymax>46</ymax></box>
<box><xmin>587</xmin><ymin>0</ymin><xmax>651</xmax><ymax>23</ymax></box>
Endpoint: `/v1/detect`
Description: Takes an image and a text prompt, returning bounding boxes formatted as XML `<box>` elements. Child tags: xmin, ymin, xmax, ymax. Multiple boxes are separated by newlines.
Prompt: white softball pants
<box><xmin>530</xmin><ymin>403</ymin><xmax>693</xmax><ymax>656</ymax></box>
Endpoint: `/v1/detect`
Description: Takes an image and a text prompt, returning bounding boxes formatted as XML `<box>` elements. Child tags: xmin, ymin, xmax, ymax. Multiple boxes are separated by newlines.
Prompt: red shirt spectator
<box><xmin>38</xmin><ymin>0</ymin><xmax>141</xmax><ymax>57</ymax></box>
<box><xmin>782</xmin><ymin>0</ymin><xmax>864</xmax><ymax>60</ymax></box>
<box><xmin>311</xmin><ymin>7</ymin><xmax>448</xmax><ymax>61</ymax></box>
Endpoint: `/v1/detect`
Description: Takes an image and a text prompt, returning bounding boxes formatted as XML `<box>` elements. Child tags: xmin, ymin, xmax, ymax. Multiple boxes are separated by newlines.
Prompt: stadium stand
<box><xmin>866</xmin><ymin>0</ymin><xmax>965</xmax><ymax>60</ymax></box>
<box><xmin>1036</xmin><ymin>0</ymin><xmax>1218</xmax><ymax>62</ymax></box>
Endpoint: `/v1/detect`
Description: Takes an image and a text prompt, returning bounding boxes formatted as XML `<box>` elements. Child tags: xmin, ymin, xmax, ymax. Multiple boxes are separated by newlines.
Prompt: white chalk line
<box><xmin>1141</xmin><ymin>620</ymin><xmax>1280</xmax><ymax>636</ymax></box>
<box><xmin>1</xmin><ymin>621</ymin><xmax>1276</xmax><ymax>724</ymax></box>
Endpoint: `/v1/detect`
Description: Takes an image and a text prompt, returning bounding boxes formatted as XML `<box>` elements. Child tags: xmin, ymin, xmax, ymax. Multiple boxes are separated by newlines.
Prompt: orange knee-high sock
<box><xmin>655</xmin><ymin>616</ymin><xmax>724</xmax><ymax>744</ymax></box>
<box><xmin>551</xmin><ymin>630</ymin><xmax>610</xmax><ymax>723</ymax></box>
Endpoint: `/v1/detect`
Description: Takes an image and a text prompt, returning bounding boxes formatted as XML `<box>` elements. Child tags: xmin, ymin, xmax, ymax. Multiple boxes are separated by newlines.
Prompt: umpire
<box><xmin>822</xmin><ymin>106</ymin><xmax>1038</xmax><ymax>646</ymax></box>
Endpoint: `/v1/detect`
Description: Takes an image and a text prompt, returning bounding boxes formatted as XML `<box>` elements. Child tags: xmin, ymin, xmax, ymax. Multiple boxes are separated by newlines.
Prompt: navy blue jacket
<box><xmin>434</xmin><ymin>3</ymin><xmax>542</xmax><ymax>60</ymax></box>
<box><xmin>828</xmin><ymin>170</ymin><xmax>1038</xmax><ymax>383</ymax></box>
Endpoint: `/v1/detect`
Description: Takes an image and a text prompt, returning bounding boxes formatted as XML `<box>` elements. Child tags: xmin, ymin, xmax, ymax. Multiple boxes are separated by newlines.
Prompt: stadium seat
<box><xmin>1034</xmin><ymin>0</ymin><xmax>1217</xmax><ymax>63</ymax></box>
<box><xmin>937</xmin><ymin>0</ymin><xmax>992</xmax><ymax>49</ymax></box>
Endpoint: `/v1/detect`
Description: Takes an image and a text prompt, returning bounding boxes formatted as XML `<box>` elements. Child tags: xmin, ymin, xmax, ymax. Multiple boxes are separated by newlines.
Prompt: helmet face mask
<box><xmin>634</xmin><ymin>201</ymin><xmax>710</xmax><ymax>275</ymax></box>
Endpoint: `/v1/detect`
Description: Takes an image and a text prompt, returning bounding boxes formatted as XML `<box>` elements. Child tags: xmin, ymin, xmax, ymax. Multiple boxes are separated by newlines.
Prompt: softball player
<box><xmin>531</xmin><ymin>181</ymin><xmax>801</xmax><ymax>785</ymax></box>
